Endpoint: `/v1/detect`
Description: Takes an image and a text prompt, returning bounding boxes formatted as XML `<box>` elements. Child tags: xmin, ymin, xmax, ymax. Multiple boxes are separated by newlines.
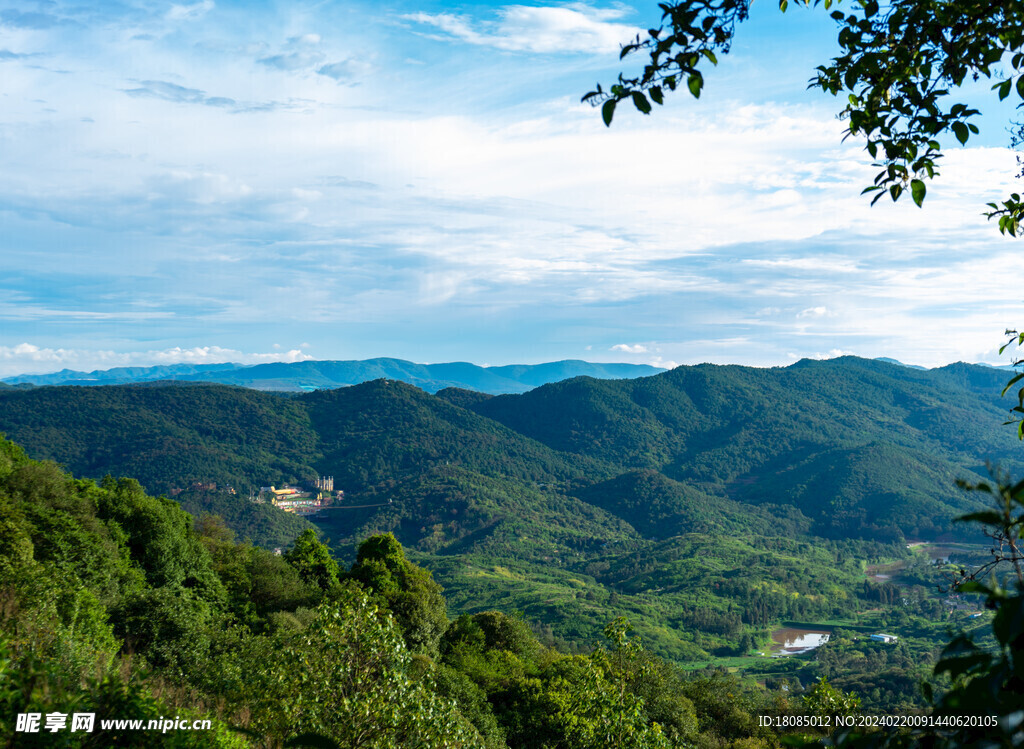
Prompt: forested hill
<box><xmin>460</xmin><ymin>356</ymin><xmax>1022</xmax><ymax>539</ymax></box>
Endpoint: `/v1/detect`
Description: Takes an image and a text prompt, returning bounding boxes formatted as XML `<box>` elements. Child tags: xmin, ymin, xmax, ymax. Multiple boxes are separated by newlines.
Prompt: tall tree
<box><xmin>348</xmin><ymin>533</ymin><xmax>449</xmax><ymax>658</ymax></box>
<box><xmin>283</xmin><ymin>528</ymin><xmax>340</xmax><ymax>592</ymax></box>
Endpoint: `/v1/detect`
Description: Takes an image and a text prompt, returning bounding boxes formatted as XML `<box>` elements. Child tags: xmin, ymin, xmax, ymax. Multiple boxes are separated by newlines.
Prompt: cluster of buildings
<box><xmin>256</xmin><ymin>477</ymin><xmax>342</xmax><ymax>516</ymax></box>
<box><xmin>166</xmin><ymin>475</ymin><xmax>343</xmax><ymax>517</ymax></box>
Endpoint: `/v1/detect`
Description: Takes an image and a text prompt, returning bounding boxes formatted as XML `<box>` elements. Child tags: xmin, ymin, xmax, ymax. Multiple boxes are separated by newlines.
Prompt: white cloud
<box><xmin>810</xmin><ymin>349</ymin><xmax>856</xmax><ymax>360</ymax></box>
<box><xmin>647</xmin><ymin>356</ymin><xmax>679</xmax><ymax>369</ymax></box>
<box><xmin>167</xmin><ymin>1</ymin><xmax>214</xmax><ymax>22</ymax></box>
<box><xmin>611</xmin><ymin>343</ymin><xmax>648</xmax><ymax>353</ymax></box>
<box><xmin>317</xmin><ymin>58</ymin><xmax>370</xmax><ymax>83</ymax></box>
<box><xmin>147</xmin><ymin>346</ymin><xmax>311</xmax><ymax>365</ymax></box>
<box><xmin>404</xmin><ymin>4</ymin><xmax>641</xmax><ymax>54</ymax></box>
<box><xmin>744</xmin><ymin>257</ymin><xmax>860</xmax><ymax>274</ymax></box>
<box><xmin>797</xmin><ymin>306</ymin><xmax>831</xmax><ymax>319</ymax></box>
<box><xmin>146</xmin><ymin>170</ymin><xmax>253</xmax><ymax>204</ymax></box>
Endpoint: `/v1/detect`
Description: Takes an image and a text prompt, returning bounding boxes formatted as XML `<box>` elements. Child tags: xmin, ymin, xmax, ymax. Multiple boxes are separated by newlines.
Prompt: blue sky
<box><xmin>1</xmin><ymin>0</ymin><xmax>1022</xmax><ymax>376</ymax></box>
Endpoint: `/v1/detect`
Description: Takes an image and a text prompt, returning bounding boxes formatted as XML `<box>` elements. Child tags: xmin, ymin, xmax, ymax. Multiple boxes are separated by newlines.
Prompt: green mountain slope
<box><xmin>0</xmin><ymin>383</ymin><xmax>320</xmax><ymax>494</ymax></box>
<box><xmin>0</xmin><ymin>379</ymin><xmax>605</xmax><ymax>495</ymax></box>
<box><xmin>319</xmin><ymin>465</ymin><xmax>636</xmax><ymax>557</ymax></box>
<box><xmin>573</xmin><ymin>469</ymin><xmax>810</xmax><ymax>539</ymax></box>
<box><xmin>469</xmin><ymin>357</ymin><xmax>1021</xmax><ymax>538</ymax></box>
<box><xmin>301</xmin><ymin>379</ymin><xmax>608</xmax><ymax>489</ymax></box>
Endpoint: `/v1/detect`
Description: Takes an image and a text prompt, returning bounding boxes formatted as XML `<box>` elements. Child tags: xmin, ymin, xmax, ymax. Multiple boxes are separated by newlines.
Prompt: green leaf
<box><xmin>956</xmin><ymin>511</ymin><xmax>1004</xmax><ymax>526</ymax></box>
<box><xmin>1002</xmin><ymin>371</ymin><xmax>1024</xmax><ymax>396</ymax></box>
<box><xmin>997</xmin><ymin>78</ymin><xmax>1013</xmax><ymax>100</ymax></box>
<box><xmin>601</xmin><ymin>99</ymin><xmax>616</xmax><ymax>127</ymax></box>
<box><xmin>934</xmin><ymin>652</ymin><xmax>992</xmax><ymax>681</ymax></box>
<box><xmin>631</xmin><ymin>91</ymin><xmax>652</xmax><ymax>114</ymax></box>
<box><xmin>955</xmin><ymin>581</ymin><xmax>994</xmax><ymax>596</ymax></box>
<box><xmin>1018</xmin><ymin>75</ymin><xmax>1024</xmax><ymax>100</ymax></box>
<box><xmin>687</xmin><ymin>74</ymin><xmax>702</xmax><ymax>98</ymax></box>
<box><xmin>911</xmin><ymin>179</ymin><xmax>926</xmax><ymax>207</ymax></box>
<box><xmin>991</xmin><ymin>595</ymin><xmax>1024</xmax><ymax>646</ymax></box>
<box><xmin>951</xmin><ymin>121</ymin><xmax>969</xmax><ymax>145</ymax></box>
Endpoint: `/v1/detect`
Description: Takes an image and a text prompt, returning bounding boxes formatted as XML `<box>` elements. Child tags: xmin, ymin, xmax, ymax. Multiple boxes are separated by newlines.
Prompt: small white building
<box><xmin>870</xmin><ymin>633</ymin><xmax>898</xmax><ymax>644</ymax></box>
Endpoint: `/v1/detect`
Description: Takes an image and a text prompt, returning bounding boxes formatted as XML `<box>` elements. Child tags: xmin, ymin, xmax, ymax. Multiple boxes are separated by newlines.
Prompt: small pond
<box><xmin>769</xmin><ymin>628</ymin><xmax>831</xmax><ymax>656</ymax></box>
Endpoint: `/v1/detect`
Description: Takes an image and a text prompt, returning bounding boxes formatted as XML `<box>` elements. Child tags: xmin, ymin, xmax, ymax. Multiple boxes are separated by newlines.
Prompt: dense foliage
<box><xmin>0</xmin><ymin>440</ymin><xmax>797</xmax><ymax>747</ymax></box>
<box><xmin>173</xmin><ymin>487</ymin><xmax>317</xmax><ymax>550</ymax></box>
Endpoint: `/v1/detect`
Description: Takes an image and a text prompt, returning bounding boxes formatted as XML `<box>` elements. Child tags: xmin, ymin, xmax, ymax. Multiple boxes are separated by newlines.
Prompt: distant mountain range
<box><xmin>0</xmin><ymin>358</ymin><xmax>663</xmax><ymax>394</ymax></box>
<box><xmin>878</xmin><ymin>357</ymin><xmax>1017</xmax><ymax>371</ymax></box>
<box><xmin>6</xmin><ymin>357</ymin><xmax>1016</xmax><ymax>395</ymax></box>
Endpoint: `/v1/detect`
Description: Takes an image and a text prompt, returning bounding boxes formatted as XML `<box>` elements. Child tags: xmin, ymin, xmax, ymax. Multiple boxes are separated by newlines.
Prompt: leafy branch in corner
<box><xmin>586</xmin><ymin>0</ymin><xmax>1024</xmax><ymax>232</ymax></box>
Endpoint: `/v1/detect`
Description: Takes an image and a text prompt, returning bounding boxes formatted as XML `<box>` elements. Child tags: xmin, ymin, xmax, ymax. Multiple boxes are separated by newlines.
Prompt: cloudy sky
<box><xmin>1</xmin><ymin>0</ymin><xmax>1022</xmax><ymax>377</ymax></box>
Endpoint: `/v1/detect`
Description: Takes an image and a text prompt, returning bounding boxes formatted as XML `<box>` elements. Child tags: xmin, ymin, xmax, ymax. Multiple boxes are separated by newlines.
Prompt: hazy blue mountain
<box><xmin>173</xmin><ymin>358</ymin><xmax>663</xmax><ymax>393</ymax></box>
<box><xmin>874</xmin><ymin>357</ymin><xmax>928</xmax><ymax>370</ymax></box>
<box><xmin>876</xmin><ymin>356</ymin><xmax>1017</xmax><ymax>372</ymax></box>
<box><xmin>2</xmin><ymin>358</ymin><xmax>663</xmax><ymax>394</ymax></box>
<box><xmin>485</xmin><ymin>360</ymin><xmax>668</xmax><ymax>388</ymax></box>
<box><xmin>2</xmin><ymin>362</ymin><xmax>243</xmax><ymax>386</ymax></box>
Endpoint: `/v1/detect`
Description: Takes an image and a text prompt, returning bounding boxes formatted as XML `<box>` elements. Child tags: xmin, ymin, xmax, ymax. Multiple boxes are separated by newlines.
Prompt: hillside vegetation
<box><xmin>0</xmin><ymin>356</ymin><xmax>1016</xmax><ymax>664</ymax></box>
<box><xmin>0</xmin><ymin>437</ymin><xmax>806</xmax><ymax>747</ymax></box>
